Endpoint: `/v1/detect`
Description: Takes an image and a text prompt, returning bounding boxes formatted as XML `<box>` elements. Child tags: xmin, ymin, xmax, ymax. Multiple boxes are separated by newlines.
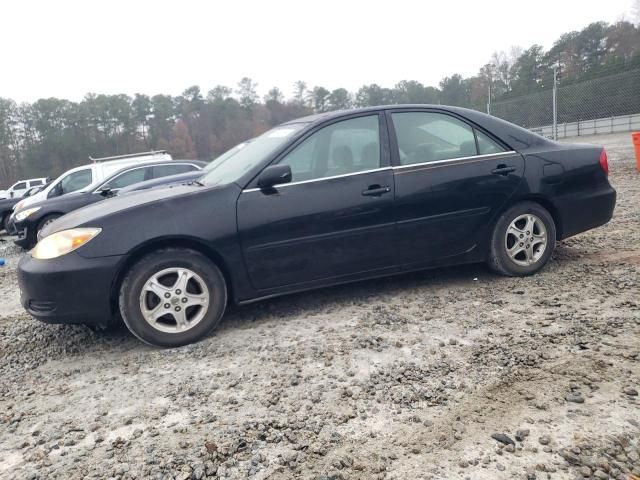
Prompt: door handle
<box><xmin>362</xmin><ymin>185</ymin><xmax>391</xmax><ymax>197</ymax></box>
<box><xmin>491</xmin><ymin>164</ymin><xmax>516</xmax><ymax>175</ymax></box>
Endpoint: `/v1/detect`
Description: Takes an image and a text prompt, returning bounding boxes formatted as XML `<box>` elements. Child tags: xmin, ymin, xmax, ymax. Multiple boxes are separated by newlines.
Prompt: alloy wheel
<box><xmin>139</xmin><ymin>267</ymin><xmax>210</xmax><ymax>333</ymax></box>
<box><xmin>504</xmin><ymin>214</ymin><xmax>548</xmax><ymax>267</ymax></box>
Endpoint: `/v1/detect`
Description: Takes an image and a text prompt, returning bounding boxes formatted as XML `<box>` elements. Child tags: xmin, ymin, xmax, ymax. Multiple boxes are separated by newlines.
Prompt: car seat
<box><xmin>330</xmin><ymin>145</ymin><xmax>354</xmax><ymax>175</ymax></box>
<box><xmin>360</xmin><ymin>142</ymin><xmax>379</xmax><ymax>169</ymax></box>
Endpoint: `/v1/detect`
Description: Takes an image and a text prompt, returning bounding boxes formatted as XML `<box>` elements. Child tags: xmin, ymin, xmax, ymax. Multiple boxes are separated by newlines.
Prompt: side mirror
<box><xmin>257</xmin><ymin>165</ymin><xmax>292</xmax><ymax>190</ymax></box>
<box><xmin>98</xmin><ymin>186</ymin><xmax>113</xmax><ymax>197</ymax></box>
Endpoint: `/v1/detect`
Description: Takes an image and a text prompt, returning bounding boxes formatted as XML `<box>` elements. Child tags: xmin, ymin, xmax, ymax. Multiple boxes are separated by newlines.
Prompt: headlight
<box><xmin>15</xmin><ymin>207</ymin><xmax>40</xmax><ymax>222</ymax></box>
<box><xmin>31</xmin><ymin>228</ymin><xmax>102</xmax><ymax>260</ymax></box>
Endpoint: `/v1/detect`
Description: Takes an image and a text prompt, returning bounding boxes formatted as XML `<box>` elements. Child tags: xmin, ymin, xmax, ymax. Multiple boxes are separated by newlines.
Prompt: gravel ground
<box><xmin>0</xmin><ymin>132</ymin><xmax>638</xmax><ymax>480</ymax></box>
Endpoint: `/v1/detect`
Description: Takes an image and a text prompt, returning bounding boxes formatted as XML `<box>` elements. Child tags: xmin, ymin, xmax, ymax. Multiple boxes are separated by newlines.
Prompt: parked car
<box><xmin>1</xmin><ymin>183</ymin><xmax>49</xmax><ymax>233</ymax></box>
<box><xmin>0</xmin><ymin>178</ymin><xmax>47</xmax><ymax>200</ymax></box>
<box><xmin>12</xmin><ymin>151</ymin><xmax>173</xmax><ymax>213</ymax></box>
<box><xmin>13</xmin><ymin>160</ymin><xmax>207</xmax><ymax>248</ymax></box>
<box><xmin>118</xmin><ymin>142</ymin><xmax>250</xmax><ymax>195</ymax></box>
<box><xmin>17</xmin><ymin>105</ymin><xmax>616</xmax><ymax>347</ymax></box>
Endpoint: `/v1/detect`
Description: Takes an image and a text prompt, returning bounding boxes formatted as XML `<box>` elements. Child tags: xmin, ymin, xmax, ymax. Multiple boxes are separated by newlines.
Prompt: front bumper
<box><xmin>17</xmin><ymin>252</ymin><xmax>124</xmax><ymax>327</ymax></box>
<box><xmin>13</xmin><ymin>217</ymin><xmax>39</xmax><ymax>249</ymax></box>
<box><xmin>6</xmin><ymin>215</ymin><xmax>18</xmax><ymax>235</ymax></box>
<box><xmin>5</xmin><ymin>213</ymin><xmax>17</xmax><ymax>235</ymax></box>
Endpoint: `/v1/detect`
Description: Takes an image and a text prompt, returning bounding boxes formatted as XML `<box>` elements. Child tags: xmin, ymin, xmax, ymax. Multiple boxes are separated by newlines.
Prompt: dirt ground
<box><xmin>0</xmin><ymin>132</ymin><xmax>638</xmax><ymax>480</ymax></box>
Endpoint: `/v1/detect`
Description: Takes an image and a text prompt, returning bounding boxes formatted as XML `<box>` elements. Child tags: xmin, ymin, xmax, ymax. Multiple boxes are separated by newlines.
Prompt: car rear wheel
<box><xmin>1</xmin><ymin>213</ymin><xmax>8</xmax><ymax>233</ymax></box>
<box><xmin>119</xmin><ymin>248</ymin><xmax>227</xmax><ymax>347</ymax></box>
<box><xmin>488</xmin><ymin>201</ymin><xmax>556</xmax><ymax>276</ymax></box>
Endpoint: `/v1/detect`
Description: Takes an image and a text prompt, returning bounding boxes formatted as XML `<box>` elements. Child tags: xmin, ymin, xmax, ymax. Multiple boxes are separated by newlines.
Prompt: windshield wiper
<box><xmin>191</xmin><ymin>180</ymin><xmax>205</xmax><ymax>187</ymax></box>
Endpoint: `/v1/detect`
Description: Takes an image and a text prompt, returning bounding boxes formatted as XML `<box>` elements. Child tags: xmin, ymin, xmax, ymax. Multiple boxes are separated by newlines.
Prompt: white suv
<box><xmin>0</xmin><ymin>178</ymin><xmax>48</xmax><ymax>199</ymax></box>
<box><xmin>12</xmin><ymin>151</ymin><xmax>172</xmax><ymax>213</ymax></box>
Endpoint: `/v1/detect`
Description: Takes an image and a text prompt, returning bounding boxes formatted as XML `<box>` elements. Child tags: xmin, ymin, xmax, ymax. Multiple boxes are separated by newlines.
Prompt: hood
<box><xmin>45</xmin><ymin>183</ymin><xmax>204</xmax><ymax>235</ymax></box>
<box><xmin>0</xmin><ymin>196</ymin><xmax>20</xmax><ymax>209</ymax></box>
<box><xmin>17</xmin><ymin>191</ymin><xmax>91</xmax><ymax>212</ymax></box>
<box><xmin>12</xmin><ymin>191</ymin><xmax>45</xmax><ymax>211</ymax></box>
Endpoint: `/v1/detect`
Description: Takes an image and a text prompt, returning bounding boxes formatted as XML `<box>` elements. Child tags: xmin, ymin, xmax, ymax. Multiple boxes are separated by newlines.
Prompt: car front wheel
<box><xmin>119</xmin><ymin>248</ymin><xmax>227</xmax><ymax>347</ymax></box>
<box><xmin>488</xmin><ymin>201</ymin><xmax>556</xmax><ymax>276</ymax></box>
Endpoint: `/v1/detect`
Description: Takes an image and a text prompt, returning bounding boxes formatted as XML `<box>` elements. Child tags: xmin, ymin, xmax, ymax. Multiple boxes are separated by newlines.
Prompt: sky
<box><xmin>1</xmin><ymin>0</ymin><xmax>636</xmax><ymax>103</ymax></box>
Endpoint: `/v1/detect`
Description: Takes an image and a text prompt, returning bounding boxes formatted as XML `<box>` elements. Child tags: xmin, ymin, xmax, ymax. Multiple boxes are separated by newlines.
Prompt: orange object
<box><xmin>633</xmin><ymin>132</ymin><xmax>640</xmax><ymax>171</ymax></box>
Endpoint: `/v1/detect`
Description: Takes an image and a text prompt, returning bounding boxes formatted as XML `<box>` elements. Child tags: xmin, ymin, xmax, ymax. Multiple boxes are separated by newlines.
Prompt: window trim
<box><xmin>242</xmin><ymin>149</ymin><xmax>516</xmax><ymax>192</ymax></box>
<box><xmin>391</xmin><ymin>150</ymin><xmax>516</xmax><ymax>173</ymax></box>
<box><xmin>384</xmin><ymin>108</ymin><xmax>510</xmax><ymax>168</ymax></box>
<box><xmin>243</xmin><ymin>166</ymin><xmax>393</xmax><ymax>193</ymax></box>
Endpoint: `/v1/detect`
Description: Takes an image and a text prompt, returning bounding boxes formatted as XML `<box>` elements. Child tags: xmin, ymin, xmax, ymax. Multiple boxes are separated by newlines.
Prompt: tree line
<box><xmin>1</xmin><ymin>20</ymin><xmax>639</xmax><ymax>186</ymax></box>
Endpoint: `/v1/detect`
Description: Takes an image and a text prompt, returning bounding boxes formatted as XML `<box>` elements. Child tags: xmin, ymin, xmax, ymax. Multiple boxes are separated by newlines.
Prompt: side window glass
<box><xmin>107</xmin><ymin>168</ymin><xmax>148</xmax><ymax>189</ymax></box>
<box><xmin>13</xmin><ymin>182</ymin><xmax>27</xmax><ymax>190</ymax></box>
<box><xmin>153</xmin><ymin>164</ymin><xmax>195</xmax><ymax>178</ymax></box>
<box><xmin>60</xmin><ymin>169</ymin><xmax>93</xmax><ymax>194</ymax></box>
<box><xmin>476</xmin><ymin>130</ymin><xmax>506</xmax><ymax>155</ymax></box>
<box><xmin>279</xmin><ymin>115</ymin><xmax>380</xmax><ymax>182</ymax></box>
<box><xmin>391</xmin><ymin>112</ymin><xmax>477</xmax><ymax>165</ymax></box>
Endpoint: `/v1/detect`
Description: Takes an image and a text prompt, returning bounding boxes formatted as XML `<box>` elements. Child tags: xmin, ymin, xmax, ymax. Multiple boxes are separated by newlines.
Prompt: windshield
<box><xmin>201</xmin><ymin>141</ymin><xmax>252</xmax><ymax>173</ymax></box>
<box><xmin>201</xmin><ymin>124</ymin><xmax>306</xmax><ymax>187</ymax></box>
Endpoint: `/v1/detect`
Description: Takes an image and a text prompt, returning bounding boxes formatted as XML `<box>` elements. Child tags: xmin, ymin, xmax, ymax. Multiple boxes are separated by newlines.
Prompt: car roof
<box><xmin>281</xmin><ymin>104</ymin><xmax>550</xmax><ymax>150</ymax></box>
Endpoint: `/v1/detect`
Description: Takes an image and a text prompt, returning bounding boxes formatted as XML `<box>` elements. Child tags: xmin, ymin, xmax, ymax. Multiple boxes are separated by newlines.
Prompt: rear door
<box><xmin>388</xmin><ymin>109</ymin><xmax>524</xmax><ymax>265</ymax></box>
<box><xmin>237</xmin><ymin>113</ymin><xmax>396</xmax><ymax>290</ymax></box>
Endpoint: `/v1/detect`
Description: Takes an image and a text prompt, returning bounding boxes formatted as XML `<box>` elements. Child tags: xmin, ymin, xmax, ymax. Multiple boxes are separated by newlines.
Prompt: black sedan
<box><xmin>17</xmin><ymin>105</ymin><xmax>616</xmax><ymax>347</ymax></box>
<box><xmin>1</xmin><ymin>183</ymin><xmax>49</xmax><ymax>233</ymax></box>
<box><xmin>13</xmin><ymin>160</ymin><xmax>207</xmax><ymax>249</ymax></box>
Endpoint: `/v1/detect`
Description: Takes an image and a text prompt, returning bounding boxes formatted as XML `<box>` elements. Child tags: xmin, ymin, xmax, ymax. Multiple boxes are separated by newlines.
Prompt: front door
<box><xmin>387</xmin><ymin>110</ymin><xmax>525</xmax><ymax>265</ymax></box>
<box><xmin>238</xmin><ymin>113</ymin><xmax>396</xmax><ymax>290</ymax></box>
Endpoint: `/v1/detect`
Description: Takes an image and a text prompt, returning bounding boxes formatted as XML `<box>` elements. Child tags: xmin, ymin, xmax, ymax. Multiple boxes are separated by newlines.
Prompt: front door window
<box><xmin>279</xmin><ymin>115</ymin><xmax>381</xmax><ymax>182</ymax></box>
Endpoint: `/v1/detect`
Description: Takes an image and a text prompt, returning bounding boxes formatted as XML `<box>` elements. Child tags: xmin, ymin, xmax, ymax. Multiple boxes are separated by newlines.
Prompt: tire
<box><xmin>119</xmin><ymin>248</ymin><xmax>227</xmax><ymax>347</ymax></box>
<box><xmin>37</xmin><ymin>214</ymin><xmax>62</xmax><ymax>238</ymax></box>
<box><xmin>488</xmin><ymin>201</ymin><xmax>556</xmax><ymax>277</ymax></box>
<box><xmin>1</xmin><ymin>212</ymin><xmax>8</xmax><ymax>233</ymax></box>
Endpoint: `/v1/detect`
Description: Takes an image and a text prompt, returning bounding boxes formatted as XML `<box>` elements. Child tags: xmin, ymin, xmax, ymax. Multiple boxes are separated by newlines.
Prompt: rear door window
<box><xmin>476</xmin><ymin>130</ymin><xmax>506</xmax><ymax>155</ymax></box>
<box><xmin>391</xmin><ymin>112</ymin><xmax>478</xmax><ymax>165</ymax></box>
<box><xmin>152</xmin><ymin>164</ymin><xmax>197</xmax><ymax>178</ymax></box>
<box><xmin>106</xmin><ymin>167</ymin><xmax>152</xmax><ymax>190</ymax></box>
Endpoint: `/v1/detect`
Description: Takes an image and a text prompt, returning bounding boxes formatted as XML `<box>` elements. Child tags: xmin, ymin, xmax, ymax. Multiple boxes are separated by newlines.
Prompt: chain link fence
<box><xmin>491</xmin><ymin>68</ymin><xmax>640</xmax><ymax>139</ymax></box>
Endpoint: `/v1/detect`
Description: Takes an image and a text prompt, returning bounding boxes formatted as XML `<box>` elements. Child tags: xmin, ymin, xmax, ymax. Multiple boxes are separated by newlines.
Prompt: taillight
<box><xmin>599</xmin><ymin>149</ymin><xmax>609</xmax><ymax>176</ymax></box>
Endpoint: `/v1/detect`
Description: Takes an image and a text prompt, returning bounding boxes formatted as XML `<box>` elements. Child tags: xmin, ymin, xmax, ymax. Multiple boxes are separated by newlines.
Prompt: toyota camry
<box><xmin>17</xmin><ymin>105</ymin><xmax>616</xmax><ymax>347</ymax></box>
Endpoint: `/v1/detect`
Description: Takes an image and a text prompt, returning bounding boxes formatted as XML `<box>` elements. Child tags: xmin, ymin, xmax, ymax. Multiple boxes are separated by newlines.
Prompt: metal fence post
<box><xmin>552</xmin><ymin>65</ymin><xmax>558</xmax><ymax>141</ymax></box>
